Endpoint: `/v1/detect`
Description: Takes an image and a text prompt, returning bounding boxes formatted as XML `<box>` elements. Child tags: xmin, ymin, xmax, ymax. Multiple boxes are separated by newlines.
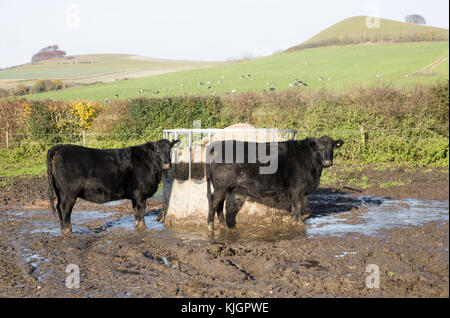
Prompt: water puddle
<box><xmin>334</xmin><ymin>251</ymin><xmax>358</xmax><ymax>258</ymax></box>
<box><xmin>306</xmin><ymin>195</ymin><xmax>449</xmax><ymax>237</ymax></box>
<box><xmin>162</xmin><ymin>194</ymin><xmax>448</xmax><ymax>242</ymax></box>
<box><xmin>1</xmin><ymin>194</ymin><xmax>448</xmax><ymax>241</ymax></box>
<box><xmin>21</xmin><ymin>248</ymin><xmax>50</xmax><ymax>281</ymax></box>
<box><xmin>26</xmin><ymin>210</ymin><xmax>118</xmax><ymax>235</ymax></box>
<box><xmin>94</xmin><ymin>211</ymin><xmax>165</xmax><ymax>233</ymax></box>
<box><xmin>8</xmin><ymin>210</ymin><xmax>164</xmax><ymax>235</ymax></box>
<box><xmin>169</xmin><ymin>223</ymin><xmax>306</xmax><ymax>242</ymax></box>
<box><xmin>102</xmin><ymin>200</ymin><xmax>126</xmax><ymax>207</ymax></box>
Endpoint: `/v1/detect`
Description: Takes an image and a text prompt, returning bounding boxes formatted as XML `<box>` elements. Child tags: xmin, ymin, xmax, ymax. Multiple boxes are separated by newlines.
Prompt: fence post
<box><xmin>82</xmin><ymin>129</ymin><xmax>86</xmax><ymax>147</ymax></box>
<box><xmin>360</xmin><ymin>126</ymin><xmax>368</xmax><ymax>146</ymax></box>
<box><xmin>188</xmin><ymin>131</ymin><xmax>192</xmax><ymax>180</ymax></box>
<box><xmin>174</xmin><ymin>131</ymin><xmax>178</xmax><ymax>178</ymax></box>
<box><xmin>5</xmin><ymin>130</ymin><xmax>9</xmax><ymax>151</ymax></box>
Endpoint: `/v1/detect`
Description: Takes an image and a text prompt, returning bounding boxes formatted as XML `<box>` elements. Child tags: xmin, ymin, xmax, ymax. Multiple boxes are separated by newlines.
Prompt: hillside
<box><xmin>0</xmin><ymin>54</ymin><xmax>223</xmax><ymax>89</ymax></box>
<box><xmin>25</xmin><ymin>41</ymin><xmax>449</xmax><ymax>102</ymax></box>
<box><xmin>288</xmin><ymin>16</ymin><xmax>449</xmax><ymax>51</ymax></box>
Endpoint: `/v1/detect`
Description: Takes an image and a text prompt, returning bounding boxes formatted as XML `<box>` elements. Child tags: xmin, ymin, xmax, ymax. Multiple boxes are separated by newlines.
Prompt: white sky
<box><xmin>0</xmin><ymin>0</ymin><xmax>448</xmax><ymax>68</ymax></box>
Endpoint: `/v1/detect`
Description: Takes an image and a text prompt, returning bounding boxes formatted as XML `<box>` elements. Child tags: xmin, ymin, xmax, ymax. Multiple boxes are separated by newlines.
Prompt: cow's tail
<box><xmin>47</xmin><ymin>145</ymin><xmax>61</xmax><ymax>220</ymax></box>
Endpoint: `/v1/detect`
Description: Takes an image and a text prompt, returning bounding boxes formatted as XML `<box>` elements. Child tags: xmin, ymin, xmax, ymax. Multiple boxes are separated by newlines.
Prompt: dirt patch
<box><xmin>0</xmin><ymin>166</ymin><xmax>448</xmax><ymax>297</ymax></box>
<box><xmin>321</xmin><ymin>165</ymin><xmax>449</xmax><ymax>201</ymax></box>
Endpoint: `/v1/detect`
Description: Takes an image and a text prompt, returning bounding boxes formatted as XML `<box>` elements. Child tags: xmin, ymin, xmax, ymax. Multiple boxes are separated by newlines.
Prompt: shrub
<box><xmin>13</xmin><ymin>84</ymin><xmax>30</xmax><ymax>96</ymax></box>
<box><xmin>1</xmin><ymin>81</ymin><xmax>448</xmax><ymax>167</ymax></box>
<box><xmin>27</xmin><ymin>100</ymin><xmax>102</xmax><ymax>145</ymax></box>
<box><xmin>0</xmin><ymin>88</ymin><xmax>10</xmax><ymax>97</ymax></box>
<box><xmin>108</xmin><ymin>96</ymin><xmax>225</xmax><ymax>141</ymax></box>
<box><xmin>218</xmin><ymin>81</ymin><xmax>449</xmax><ymax>166</ymax></box>
<box><xmin>69</xmin><ymin>101</ymin><xmax>103</xmax><ymax>130</ymax></box>
<box><xmin>0</xmin><ymin>99</ymin><xmax>30</xmax><ymax>145</ymax></box>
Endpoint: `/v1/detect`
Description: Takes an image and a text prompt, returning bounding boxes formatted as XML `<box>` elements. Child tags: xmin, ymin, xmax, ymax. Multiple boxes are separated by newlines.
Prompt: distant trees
<box><xmin>405</xmin><ymin>14</ymin><xmax>427</xmax><ymax>25</ymax></box>
<box><xmin>31</xmin><ymin>45</ymin><xmax>66</xmax><ymax>62</ymax></box>
<box><xmin>0</xmin><ymin>79</ymin><xmax>66</xmax><ymax>98</ymax></box>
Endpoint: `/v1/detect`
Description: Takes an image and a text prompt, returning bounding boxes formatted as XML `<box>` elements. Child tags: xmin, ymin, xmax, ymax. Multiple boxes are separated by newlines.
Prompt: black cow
<box><xmin>47</xmin><ymin>139</ymin><xmax>179</xmax><ymax>236</ymax></box>
<box><xmin>205</xmin><ymin>136</ymin><xmax>343</xmax><ymax>231</ymax></box>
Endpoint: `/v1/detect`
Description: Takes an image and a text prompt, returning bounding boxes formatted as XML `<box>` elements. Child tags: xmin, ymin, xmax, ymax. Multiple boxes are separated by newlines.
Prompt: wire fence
<box><xmin>0</xmin><ymin>125</ymin><xmax>448</xmax><ymax>150</ymax></box>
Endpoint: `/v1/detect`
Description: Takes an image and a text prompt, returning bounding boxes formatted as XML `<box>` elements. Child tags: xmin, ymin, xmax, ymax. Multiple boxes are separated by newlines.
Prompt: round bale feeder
<box><xmin>162</xmin><ymin>124</ymin><xmax>298</xmax><ymax>228</ymax></box>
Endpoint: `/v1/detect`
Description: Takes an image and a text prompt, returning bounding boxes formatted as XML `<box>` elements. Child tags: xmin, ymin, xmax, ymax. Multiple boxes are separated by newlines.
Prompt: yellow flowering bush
<box><xmin>22</xmin><ymin>102</ymin><xmax>31</xmax><ymax>117</ymax></box>
<box><xmin>26</xmin><ymin>100</ymin><xmax>103</xmax><ymax>144</ymax></box>
<box><xmin>69</xmin><ymin>102</ymin><xmax>103</xmax><ymax>130</ymax></box>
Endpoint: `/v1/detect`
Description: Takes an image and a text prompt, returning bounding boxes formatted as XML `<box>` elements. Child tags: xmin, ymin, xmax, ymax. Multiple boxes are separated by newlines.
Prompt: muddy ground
<box><xmin>0</xmin><ymin>165</ymin><xmax>448</xmax><ymax>298</ymax></box>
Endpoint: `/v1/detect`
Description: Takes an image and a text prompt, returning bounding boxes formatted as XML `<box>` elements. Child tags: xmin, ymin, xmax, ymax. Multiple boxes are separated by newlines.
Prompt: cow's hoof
<box><xmin>61</xmin><ymin>225</ymin><xmax>72</xmax><ymax>237</ymax></box>
<box><xmin>208</xmin><ymin>224</ymin><xmax>214</xmax><ymax>232</ymax></box>
<box><xmin>292</xmin><ymin>215</ymin><xmax>306</xmax><ymax>226</ymax></box>
<box><xmin>301</xmin><ymin>212</ymin><xmax>311</xmax><ymax>220</ymax></box>
<box><xmin>134</xmin><ymin>220</ymin><xmax>147</xmax><ymax>230</ymax></box>
<box><xmin>156</xmin><ymin>212</ymin><xmax>165</xmax><ymax>223</ymax></box>
<box><xmin>217</xmin><ymin>223</ymin><xmax>228</xmax><ymax>230</ymax></box>
<box><xmin>218</xmin><ymin>218</ymin><xmax>227</xmax><ymax>228</ymax></box>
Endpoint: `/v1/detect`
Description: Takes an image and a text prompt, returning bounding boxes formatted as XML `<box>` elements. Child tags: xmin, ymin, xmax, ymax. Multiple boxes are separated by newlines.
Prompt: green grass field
<box><xmin>432</xmin><ymin>57</ymin><xmax>449</xmax><ymax>72</ymax></box>
<box><xmin>24</xmin><ymin>41</ymin><xmax>449</xmax><ymax>102</ymax></box>
<box><xmin>0</xmin><ymin>54</ymin><xmax>222</xmax><ymax>88</ymax></box>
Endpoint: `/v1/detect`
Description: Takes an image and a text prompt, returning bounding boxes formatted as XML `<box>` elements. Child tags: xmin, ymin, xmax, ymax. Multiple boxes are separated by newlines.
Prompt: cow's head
<box><xmin>309</xmin><ymin>136</ymin><xmax>344</xmax><ymax>168</ymax></box>
<box><xmin>154</xmin><ymin>139</ymin><xmax>180</xmax><ymax>170</ymax></box>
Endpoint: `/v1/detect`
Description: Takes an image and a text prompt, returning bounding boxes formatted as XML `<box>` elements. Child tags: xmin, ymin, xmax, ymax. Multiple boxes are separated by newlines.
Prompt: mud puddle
<box><xmin>306</xmin><ymin>194</ymin><xmax>449</xmax><ymax>237</ymax></box>
<box><xmin>0</xmin><ymin>192</ymin><xmax>448</xmax><ymax>297</ymax></box>
<box><xmin>1</xmin><ymin>193</ymin><xmax>447</xmax><ymax>242</ymax></box>
<box><xmin>171</xmin><ymin>194</ymin><xmax>448</xmax><ymax>242</ymax></box>
<box><xmin>1</xmin><ymin>209</ymin><xmax>164</xmax><ymax>236</ymax></box>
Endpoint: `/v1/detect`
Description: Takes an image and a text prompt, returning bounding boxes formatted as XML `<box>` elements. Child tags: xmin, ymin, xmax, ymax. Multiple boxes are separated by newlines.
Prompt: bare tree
<box><xmin>405</xmin><ymin>14</ymin><xmax>427</xmax><ymax>25</ymax></box>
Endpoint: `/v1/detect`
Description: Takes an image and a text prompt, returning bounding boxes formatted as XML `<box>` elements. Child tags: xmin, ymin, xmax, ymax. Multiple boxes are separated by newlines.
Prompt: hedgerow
<box><xmin>0</xmin><ymin>81</ymin><xmax>448</xmax><ymax>169</ymax></box>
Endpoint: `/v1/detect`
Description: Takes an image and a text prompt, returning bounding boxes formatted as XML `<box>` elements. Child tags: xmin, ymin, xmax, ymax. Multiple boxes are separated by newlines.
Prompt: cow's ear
<box><xmin>334</xmin><ymin>139</ymin><xmax>344</xmax><ymax>148</ymax></box>
<box><xmin>308</xmin><ymin>139</ymin><xmax>317</xmax><ymax>150</ymax></box>
<box><xmin>147</xmin><ymin>142</ymin><xmax>155</xmax><ymax>151</ymax></box>
<box><xmin>170</xmin><ymin>140</ymin><xmax>180</xmax><ymax>148</ymax></box>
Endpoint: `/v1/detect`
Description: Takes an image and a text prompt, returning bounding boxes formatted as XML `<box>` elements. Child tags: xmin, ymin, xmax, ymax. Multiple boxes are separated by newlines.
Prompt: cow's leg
<box><xmin>55</xmin><ymin>193</ymin><xmax>63</xmax><ymax>225</ymax></box>
<box><xmin>208</xmin><ymin>188</ymin><xmax>228</xmax><ymax>232</ymax></box>
<box><xmin>290</xmin><ymin>191</ymin><xmax>306</xmax><ymax>226</ymax></box>
<box><xmin>59</xmin><ymin>193</ymin><xmax>76</xmax><ymax>236</ymax></box>
<box><xmin>207</xmin><ymin>190</ymin><xmax>215</xmax><ymax>232</ymax></box>
<box><xmin>300</xmin><ymin>196</ymin><xmax>311</xmax><ymax>220</ymax></box>
<box><xmin>132</xmin><ymin>197</ymin><xmax>147</xmax><ymax>230</ymax></box>
<box><xmin>216</xmin><ymin>199</ymin><xmax>226</xmax><ymax>227</ymax></box>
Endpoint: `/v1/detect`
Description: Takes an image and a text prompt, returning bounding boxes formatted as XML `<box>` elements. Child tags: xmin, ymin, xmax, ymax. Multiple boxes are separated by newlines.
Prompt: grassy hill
<box><xmin>25</xmin><ymin>41</ymin><xmax>449</xmax><ymax>102</ymax></box>
<box><xmin>288</xmin><ymin>16</ymin><xmax>449</xmax><ymax>51</ymax></box>
<box><xmin>0</xmin><ymin>54</ymin><xmax>223</xmax><ymax>89</ymax></box>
